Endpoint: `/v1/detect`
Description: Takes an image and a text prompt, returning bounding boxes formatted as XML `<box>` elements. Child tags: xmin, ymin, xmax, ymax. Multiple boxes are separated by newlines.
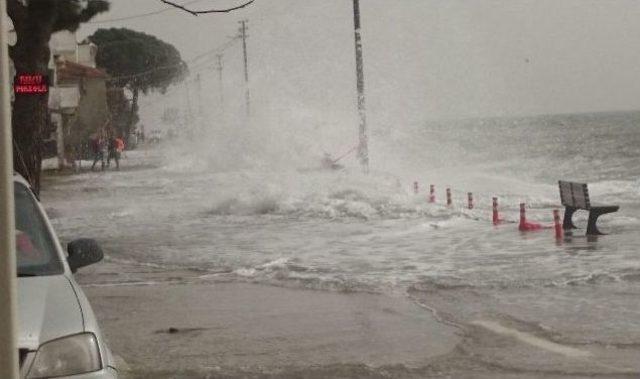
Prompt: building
<box><xmin>50</xmin><ymin>31</ymin><xmax>99</xmax><ymax>68</ymax></box>
<box><xmin>47</xmin><ymin>31</ymin><xmax>110</xmax><ymax>168</ymax></box>
<box><xmin>53</xmin><ymin>58</ymin><xmax>109</xmax><ymax>166</ymax></box>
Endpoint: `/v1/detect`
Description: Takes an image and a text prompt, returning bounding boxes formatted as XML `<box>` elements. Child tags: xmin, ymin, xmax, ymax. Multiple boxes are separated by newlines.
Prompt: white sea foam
<box><xmin>43</xmin><ymin>112</ymin><xmax>640</xmax><ymax>295</ymax></box>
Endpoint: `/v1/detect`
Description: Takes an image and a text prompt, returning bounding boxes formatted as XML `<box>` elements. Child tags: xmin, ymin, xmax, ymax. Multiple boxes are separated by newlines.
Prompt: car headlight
<box><xmin>27</xmin><ymin>333</ymin><xmax>102</xmax><ymax>378</ymax></box>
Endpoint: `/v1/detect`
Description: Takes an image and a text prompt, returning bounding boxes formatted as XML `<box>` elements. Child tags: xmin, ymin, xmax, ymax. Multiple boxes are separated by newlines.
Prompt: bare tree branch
<box><xmin>159</xmin><ymin>0</ymin><xmax>255</xmax><ymax>15</ymax></box>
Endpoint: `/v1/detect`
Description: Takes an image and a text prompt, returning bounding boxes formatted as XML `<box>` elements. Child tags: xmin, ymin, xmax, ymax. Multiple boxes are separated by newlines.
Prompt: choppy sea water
<box><xmin>43</xmin><ymin>111</ymin><xmax>640</xmax><ymax>291</ymax></box>
<box><xmin>41</xmin><ymin>111</ymin><xmax>640</xmax><ymax>375</ymax></box>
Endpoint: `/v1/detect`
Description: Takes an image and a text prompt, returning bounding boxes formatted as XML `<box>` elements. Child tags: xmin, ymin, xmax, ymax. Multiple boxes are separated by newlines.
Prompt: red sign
<box><xmin>14</xmin><ymin>74</ymin><xmax>49</xmax><ymax>95</ymax></box>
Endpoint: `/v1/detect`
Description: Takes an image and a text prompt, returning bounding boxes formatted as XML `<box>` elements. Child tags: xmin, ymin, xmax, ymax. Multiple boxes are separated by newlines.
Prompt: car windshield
<box><xmin>14</xmin><ymin>183</ymin><xmax>63</xmax><ymax>276</ymax></box>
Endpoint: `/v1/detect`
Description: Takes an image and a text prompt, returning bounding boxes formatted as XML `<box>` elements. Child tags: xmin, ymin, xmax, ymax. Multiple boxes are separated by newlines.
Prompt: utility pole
<box><xmin>53</xmin><ymin>60</ymin><xmax>65</xmax><ymax>170</ymax></box>
<box><xmin>216</xmin><ymin>54</ymin><xmax>224</xmax><ymax>111</ymax></box>
<box><xmin>352</xmin><ymin>0</ymin><xmax>369</xmax><ymax>173</ymax></box>
<box><xmin>55</xmin><ymin>112</ymin><xmax>65</xmax><ymax>169</ymax></box>
<box><xmin>238</xmin><ymin>20</ymin><xmax>250</xmax><ymax>116</ymax></box>
<box><xmin>0</xmin><ymin>0</ymin><xmax>19</xmax><ymax>377</ymax></box>
<box><xmin>195</xmin><ymin>73</ymin><xmax>204</xmax><ymax>132</ymax></box>
<box><xmin>183</xmin><ymin>79</ymin><xmax>193</xmax><ymax>135</ymax></box>
<box><xmin>185</xmin><ymin>80</ymin><xmax>193</xmax><ymax>119</ymax></box>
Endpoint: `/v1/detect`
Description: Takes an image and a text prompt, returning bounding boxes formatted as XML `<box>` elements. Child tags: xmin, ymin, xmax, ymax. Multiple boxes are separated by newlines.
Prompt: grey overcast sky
<box><xmin>79</xmin><ymin>0</ymin><xmax>640</xmax><ymax>128</ymax></box>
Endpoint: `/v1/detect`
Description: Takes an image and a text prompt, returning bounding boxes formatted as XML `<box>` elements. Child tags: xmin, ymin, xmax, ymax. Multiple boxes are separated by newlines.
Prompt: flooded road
<box><xmin>40</xmin><ymin>113</ymin><xmax>640</xmax><ymax>377</ymax></box>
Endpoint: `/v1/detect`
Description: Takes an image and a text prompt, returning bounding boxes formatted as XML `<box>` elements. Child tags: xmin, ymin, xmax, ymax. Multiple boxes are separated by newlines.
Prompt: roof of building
<box><xmin>56</xmin><ymin>59</ymin><xmax>108</xmax><ymax>82</ymax></box>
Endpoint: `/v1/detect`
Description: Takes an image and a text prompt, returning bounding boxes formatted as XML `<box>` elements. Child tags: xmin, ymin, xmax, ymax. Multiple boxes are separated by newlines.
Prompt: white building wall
<box><xmin>76</xmin><ymin>43</ymin><xmax>97</xmax><ymax>68</ymax></box>
<box><xmin>49</xmin><ymin>31</ymin><xmax>77</xmax><ymax>61</ymax></box>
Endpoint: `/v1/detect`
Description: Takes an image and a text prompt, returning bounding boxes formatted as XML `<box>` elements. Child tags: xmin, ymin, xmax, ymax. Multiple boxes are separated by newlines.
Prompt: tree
<box><xmin>107</xmin><ymin>87</ymin><xmax>138</xmax><ymax>141</ymax></box>
<box><xmin>8</xmin><ymin>0</ymin><xmax>110</xmax><ymax>194</ymax></box>
<box><xmin>89</xmin><ymin>28</ymin><xmax>187</xmax><ymax>144</ymax></box>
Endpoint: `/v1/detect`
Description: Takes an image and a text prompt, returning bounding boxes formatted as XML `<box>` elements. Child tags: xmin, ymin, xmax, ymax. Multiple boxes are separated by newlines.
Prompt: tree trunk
<box><xmin>10</xmin><ymin>24</ymin><xmax>52</xmax><ymax>195</ymax></box>
<box><xmin>8</xmin><ymin>0</ymin><xmax>110</xmax><ymax>193</ymax></box>
<box><xmin>125</xmin><ymin>87</ymin><xmax>139</xmax><ymax>148</ymax></box>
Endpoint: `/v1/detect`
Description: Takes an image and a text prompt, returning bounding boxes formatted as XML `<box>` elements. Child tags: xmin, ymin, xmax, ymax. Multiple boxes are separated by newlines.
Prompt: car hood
<box><xmin>18</xmin><ymin>275</ymin><xmax>84</xmax><ymax>350</ymax></box>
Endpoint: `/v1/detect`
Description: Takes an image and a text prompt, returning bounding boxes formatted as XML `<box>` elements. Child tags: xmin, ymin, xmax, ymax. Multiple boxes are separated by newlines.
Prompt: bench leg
<box><xmin>586</xmin><ymin>209</ymin><xmax>614</xmax><ymax>236</ymax></box>
<box><xmin>563</xmin><ymin>206</ymin><xmax>578</xmax><ymax>230</ymax></box>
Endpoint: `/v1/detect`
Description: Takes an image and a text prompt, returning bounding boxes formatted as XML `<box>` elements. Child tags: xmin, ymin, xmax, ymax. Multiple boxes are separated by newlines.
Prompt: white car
<box><xmin>13</xmin><ymin>175</ymin><xmax>118</xmax><ymax>378</ymax></box>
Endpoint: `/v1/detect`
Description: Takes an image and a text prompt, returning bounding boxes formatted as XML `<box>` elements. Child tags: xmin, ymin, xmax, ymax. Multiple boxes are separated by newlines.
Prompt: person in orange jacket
<box><xmin>108</xmin><ymin>136</ymin><xmax>125</xmax><ymax>170</ymax></box>
<box><xmin>116</xmin><ymin>137</ymin><xmax>125</xmax><ymax>152</ymax></box>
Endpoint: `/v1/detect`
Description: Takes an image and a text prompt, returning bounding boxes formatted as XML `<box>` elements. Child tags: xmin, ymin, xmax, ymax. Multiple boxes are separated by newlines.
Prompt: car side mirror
<box><xmin>67</xmin><ymin>239</ymin><xmax>103</xmax><ymax>273</ymax></box>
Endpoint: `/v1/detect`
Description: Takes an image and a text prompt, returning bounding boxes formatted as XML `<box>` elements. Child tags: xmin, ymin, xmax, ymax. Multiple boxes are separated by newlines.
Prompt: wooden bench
<box><xmin>558</xmin><ymin>180</ymin><xmax>619</xmax><ymax>235</ymax></box>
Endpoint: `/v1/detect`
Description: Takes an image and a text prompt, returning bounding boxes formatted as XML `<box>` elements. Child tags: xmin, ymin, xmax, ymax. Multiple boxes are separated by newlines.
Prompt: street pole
<box><xmin>195</xmin><ymin>73</ymin><xmax>204</xmax><ymax>132</ymax></box>
<box><xmin>0</xmin><ymin>0</ymin><xmax>19</xmax><ymax>376</ymax></box>
<box><xmin>184</xmin><ymin>79</ymin><xmax>193</xmax><ymax>135</ymax></box>
<box><xmin>352</xmin><ymin>0</ymin><xmax>369</xmax><ymax>173</ymax></box>
<box><xmin>57</xmin><ymin>114</ymin><xmax>66</xmax><ymax>170</ymax></box>
<box><xmin>238</xmin><ymin>20</ymin><xmax>250</xmax><ymax>116</ymax></box>
<box><xmin>216</xmin><ymin>54</ymin><xmax>224</xmax><ymax>112</ymax></box>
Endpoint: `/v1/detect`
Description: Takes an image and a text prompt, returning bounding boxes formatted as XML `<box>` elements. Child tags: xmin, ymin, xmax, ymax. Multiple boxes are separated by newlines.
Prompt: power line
<box><xmin>104</xmin><ymin>36</ymin><xmax>239</xmax><ymax>83</ymax></box>
<box><xmin>106</xmin><ymin>35</ymin><xmax>236</xmax><ymax>53</ymax></box>
<box><xmin>89</xmin><ymin>36</ymin><xmax>154</xmax><ymax>47</ymax></box>
<box><xmin>107</xmin><ymin>30</ymin><xmax>243</xmax><ymax>115</ymax></box>
<box><xmin>187</xmin><ymin>36</ymin><xmax>239</xmax><ymax>65</ymax></box>
<box><xmin>106</xmin><ymin>62</ymin><xmax>185</xmax><ymax>82</ymax></box>
<box><xmin>110</xmin><ymin>57</ymin><xmax>209</xmax><ymax>84</ymax></box>
<box><xmin>86</xmin><ymin>0</ymin><xmax>204</xmax><ymax>24</ymax></box>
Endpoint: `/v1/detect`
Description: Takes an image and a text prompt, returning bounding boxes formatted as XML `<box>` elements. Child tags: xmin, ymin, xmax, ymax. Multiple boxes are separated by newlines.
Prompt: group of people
<box><xmin>90</xmin><ymin>132</ymin><xmax>125</xmax><ymax>171</ymax></box>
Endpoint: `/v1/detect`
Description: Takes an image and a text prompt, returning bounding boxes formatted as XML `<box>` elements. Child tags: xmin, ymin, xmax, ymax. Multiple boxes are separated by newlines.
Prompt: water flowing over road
<box><xmin>41</xmin><ymin>112</ymin><xmax>640</xmax><ymax>377</ymax></box>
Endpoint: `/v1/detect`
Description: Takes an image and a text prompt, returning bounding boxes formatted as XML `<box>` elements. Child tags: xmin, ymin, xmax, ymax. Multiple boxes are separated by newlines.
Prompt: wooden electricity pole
<box><xmin>239</xmin><ymin>20</ymin><xmax>250</xmax><ymax>116</ymax></box>
<box><xmin>184</xmin><ymin>79</ymin><xmax>193</xmax><ymax>130</ymax></box>
<box><xmin>196</xmin><ymin>73</ymin><xmax>204</xmax><ymax>131</ymax></box>
<box><xmin>216</xmin><ymin>54</ymin><xmax>224</xmax><ymax>110</ymax></box>
<box><xmin>352</xmin><ymin>0</ymin><xmax>369</xmax><ymax>173</ymax></box>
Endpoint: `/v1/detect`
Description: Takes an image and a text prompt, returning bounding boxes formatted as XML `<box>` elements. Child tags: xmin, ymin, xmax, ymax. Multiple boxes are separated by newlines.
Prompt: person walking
<box><xmin>90</xmin><ymin>134</ymin><xmax>105</xmax><ymax>171</ymax></box>
<box><xmin>99</xmin><ymin>134</ymin><xmax>109</xmax><ymax>170</ymax></box>
<box><xmin>107</xmin><ymin>135</ymin><xmax>115</xmax><ymax>169</ymax></box>
<box><xmin>108</xmin><ymin>136</ymin><xmax>125</xmax><ymax>170</ymax></box>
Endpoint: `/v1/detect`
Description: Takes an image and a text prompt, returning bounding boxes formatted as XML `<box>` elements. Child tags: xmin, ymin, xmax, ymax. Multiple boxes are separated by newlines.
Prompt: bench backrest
<box><xmin>558</xmin><ymin>180</ymin><xmax>590</xmax><ymax>209</ymax></box>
